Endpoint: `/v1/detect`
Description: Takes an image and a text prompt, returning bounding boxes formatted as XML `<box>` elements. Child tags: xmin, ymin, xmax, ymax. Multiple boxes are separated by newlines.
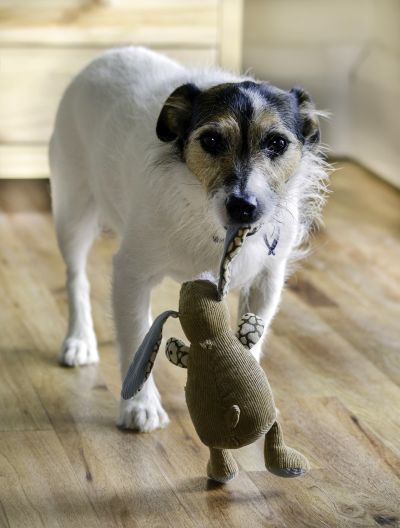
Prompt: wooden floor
<box><xmin>0</xmin><ymin>162</ymin><xmax>399</xmax><ymax>528</ymax></box>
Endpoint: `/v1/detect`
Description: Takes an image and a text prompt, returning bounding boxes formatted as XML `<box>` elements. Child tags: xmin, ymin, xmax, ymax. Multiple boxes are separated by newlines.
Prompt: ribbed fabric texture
<box><xmin>264</xmin><ymin>422</ymin><xmax>310</xmax><ymax>477</ymax></box>
<box><xmin>179</xmin><ymin>280</ymin><xmax>231</xmax><ymax>342</ymax></box>
<box><xmin>207</xmin><ymin>448</ymin><xmax>239</xmax><ymax>483</ymax></box>
<box><xmin>184</xmin><ymin>327</ymin><xmax>277</xmax><ymax>450</ymax></box>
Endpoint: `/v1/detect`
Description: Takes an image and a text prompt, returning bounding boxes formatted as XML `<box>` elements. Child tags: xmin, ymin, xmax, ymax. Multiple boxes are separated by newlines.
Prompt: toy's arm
<box><xmin>236</xmin><ymin>313</ymin><xmax>265</xmax><ymax>350</ymax></box>
<box><xmin>165</xmin><ymin>337</ymin><xmax>189</xmax><ymax>368</ymax></box>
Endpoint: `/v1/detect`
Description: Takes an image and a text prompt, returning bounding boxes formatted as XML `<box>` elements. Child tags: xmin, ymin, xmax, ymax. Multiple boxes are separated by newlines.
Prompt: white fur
<box><xmin>50</xmin><ymin>47</ymin><xmax>328</xmax><ymax>432</ymax></box>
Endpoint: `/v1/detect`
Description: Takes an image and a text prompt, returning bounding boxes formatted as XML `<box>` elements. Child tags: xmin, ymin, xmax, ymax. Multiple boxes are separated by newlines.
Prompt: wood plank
<box><xmin>0</xmin><ymin>347</ymin><xmax>52</xmax><ymax>432</ymax></box>
<box><xmin>268</xmin><ymin>290</ymin><xmax>400</xmax><ymax>451</ymax></box>
<box><xmin>0</xmin><ymin>430</ymin><xmax>101</xmax><ymax>527</ymax></box>
<box><xmin>287</xmin><ymin>162</ymin><xmax>400</xmax><ymax>384</ymax></box>
<box><xmin>0</xmin><ymin>179</ymin><xmax>51</xmax><ymax>211</ymax></box>
<box><xmin>250</xmin><ymin>396</ymin><xmax>400</xmax><ymax>528</ymax></box>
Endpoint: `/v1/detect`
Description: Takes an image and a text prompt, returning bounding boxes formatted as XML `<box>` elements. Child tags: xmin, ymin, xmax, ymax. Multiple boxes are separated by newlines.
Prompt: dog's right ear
<box><xmin>290</xmin><ymin>86</ymin><xmax>320</xmax><ymax>146</ymax></box>
<box><xmin>156</xmin><ymin>83</ymin><xmax>201</xmax><ymax>142</ymax></box>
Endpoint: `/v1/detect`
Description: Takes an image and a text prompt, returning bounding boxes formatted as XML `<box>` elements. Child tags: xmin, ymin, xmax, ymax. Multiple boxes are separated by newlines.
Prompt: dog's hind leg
<box><xmin>51</xmin><ymin>161</ymin><xmax>100</xmax><ymax>367</ymax></box>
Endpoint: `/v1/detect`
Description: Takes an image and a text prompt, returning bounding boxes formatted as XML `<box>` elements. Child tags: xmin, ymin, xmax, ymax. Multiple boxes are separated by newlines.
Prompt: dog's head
<box><xmin>156</xmin><ymin>81</ymin><xmax>321</xmax><ymax>229</ymax></box>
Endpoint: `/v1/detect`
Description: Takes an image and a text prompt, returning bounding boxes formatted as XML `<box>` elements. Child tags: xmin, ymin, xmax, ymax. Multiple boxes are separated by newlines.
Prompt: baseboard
<box><xmin>0</xmin><ymin>179</ymin><xmax>51</xmax><ymax>212</ymax></box>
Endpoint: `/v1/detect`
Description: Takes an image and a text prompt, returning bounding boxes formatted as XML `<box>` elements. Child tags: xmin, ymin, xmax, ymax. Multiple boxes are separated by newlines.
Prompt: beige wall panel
<box><xmin>243</xmin><ymin>0</ymin><xmax>400</xmax><ymax>187</ymax></box>
<box><xmin>0</xmin><ymin>0</ymin><xmax>219</xmax><ymax>46</ymax></box>
<box><xmin>218</xmin><ymin>0</ymin><xmax>243</xmax><ymax>72</ymax></box>
<box><xmin>0</xmin><ymin>145</ymin><xmax>48</xmax><ymax>179</ymax></box>
<box><xmin>0</xmin><ymin>47</ymin><xmax>217</xmax><ymax>146</ymax></box>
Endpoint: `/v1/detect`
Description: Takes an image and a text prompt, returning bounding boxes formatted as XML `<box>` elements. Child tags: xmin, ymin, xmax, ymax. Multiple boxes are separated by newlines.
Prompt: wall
<box><xmin>243</xmin><ymin>0</ymin><xmax>400</xmax><ymax>187</ymax></box>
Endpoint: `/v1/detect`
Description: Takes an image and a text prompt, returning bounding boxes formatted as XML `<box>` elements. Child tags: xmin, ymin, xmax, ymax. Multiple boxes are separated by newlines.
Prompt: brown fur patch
<box><xmin>185</xmin><ymin>116</ymin><xmax>240</xmax><ymax>194</ymax></box>
<box><xmin>185</xmin><ymin>104</ymin><xmax>303</xmax><ymax>194</ymax></box>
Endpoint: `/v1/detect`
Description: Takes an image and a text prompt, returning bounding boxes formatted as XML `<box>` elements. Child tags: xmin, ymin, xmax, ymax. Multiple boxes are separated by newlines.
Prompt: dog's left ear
<box><xmin>156</xmin><ymin>83</ymin><xmax>201</xmax><ymax>142</ymax></box>
<box><xmin>290</xmin><ymin>86</ymin><xmax>320</xmax><ymax>146</ymax></box>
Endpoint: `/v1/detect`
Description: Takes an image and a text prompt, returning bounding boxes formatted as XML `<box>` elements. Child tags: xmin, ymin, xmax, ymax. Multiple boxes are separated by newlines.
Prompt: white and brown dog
<box><xmin>50</xmin><ymin>46</ymin><xmax>328</xmax><ymax>432</ymax></box>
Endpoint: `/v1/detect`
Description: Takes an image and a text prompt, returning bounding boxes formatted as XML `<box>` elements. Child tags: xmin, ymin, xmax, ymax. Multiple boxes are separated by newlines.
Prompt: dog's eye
<box><xmin>261</xmin><ymin>135</ymin><xmax>288</xmax><ymax>157</ymax></box>
<box><xmin>199</xmin><ymin>132</ymin><xmax>224</xmax><ymax>154</ymax></box>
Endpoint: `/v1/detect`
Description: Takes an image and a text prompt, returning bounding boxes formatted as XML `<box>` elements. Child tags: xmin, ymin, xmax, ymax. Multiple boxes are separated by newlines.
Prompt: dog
<box><xmin>49</xmin><ymin>46</ymin><xmax>328</xmax><ymax>432</ymax></box>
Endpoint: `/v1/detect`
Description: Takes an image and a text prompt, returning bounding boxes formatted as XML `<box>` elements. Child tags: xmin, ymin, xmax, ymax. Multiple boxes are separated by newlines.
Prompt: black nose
<box><xmin>225</xmin><ymin>194</ymin><xmax>259</xmax><ymax>224</ymax></box>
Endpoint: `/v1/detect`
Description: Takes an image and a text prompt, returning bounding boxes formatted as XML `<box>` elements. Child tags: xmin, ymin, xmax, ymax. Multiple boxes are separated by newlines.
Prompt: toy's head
<box><xmin>179</xmin><ymin>280</ymin><xmax>230</xmax><ymax>342</ymax></box>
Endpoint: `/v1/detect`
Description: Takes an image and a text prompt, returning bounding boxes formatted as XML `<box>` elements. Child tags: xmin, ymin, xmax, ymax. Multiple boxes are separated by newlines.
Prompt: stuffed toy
<box><xmin>122</xmin><ymin>226</ymin><xmax>309</xmax><ymax>483</ymax></box>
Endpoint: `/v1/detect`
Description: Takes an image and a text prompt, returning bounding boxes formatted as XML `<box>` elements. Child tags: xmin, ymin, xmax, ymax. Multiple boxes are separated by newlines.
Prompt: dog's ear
<box><xmin>156</xmin><ymin>83</ymin><xmax>201</xmax><ymax>142</ymax></box>
<box><xmin>290</xmin><ymin>86</ymin><xmax>320</xmax><ymax>146</ymax></box>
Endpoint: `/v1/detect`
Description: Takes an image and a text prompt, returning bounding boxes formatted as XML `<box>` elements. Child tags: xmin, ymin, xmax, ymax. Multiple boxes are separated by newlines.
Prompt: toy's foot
<box><xmin>59</xmin><ymin>336</ymin><xmax>99</xmax><ymax>367</ymax></box>
<box><xmin>267</xmin><ymin>466</ymin><xmax>307</xmax><ymax>478</ymax></box>
<box><xmin>117</xmin><ymin>390</ymin><xmax>169</xmax><ymax>433</ymax></box>
<box><xmin>207</xmin><ymin>448</ymin><xmax>239</xmax><ymax>483</ymax></box>
<box><xmin>207</xmin><ymin>469</ymin><xmax>238</xmax><ymax>483</ymax></box>
<box><xmin>265</xmin><ymin>446</ymin><xmax>309</xmax><ymax>478</ymax></box>
<box><xmin>264</xmin><ymin>422</ymin><xmax>309</xmax><ymax>478</ymax></box>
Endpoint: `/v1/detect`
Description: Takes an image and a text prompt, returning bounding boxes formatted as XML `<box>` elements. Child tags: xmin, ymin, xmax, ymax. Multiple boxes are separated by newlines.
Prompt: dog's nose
<box><xmin>226</xmin><ymin>194</ymin><xmax>259</xmax><ymax>224</ymax></box>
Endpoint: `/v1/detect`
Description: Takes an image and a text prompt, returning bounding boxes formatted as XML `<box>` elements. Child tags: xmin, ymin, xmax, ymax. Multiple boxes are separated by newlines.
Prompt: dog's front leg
<box><xmin>238</xmin><ymin>260</ymin><xmax>287</xmax><ymax>362</ymax></box>
<box><xmin>112</xmin><ymin>250</ymin><xmax>169</xmax><ymax>433</ymax></box>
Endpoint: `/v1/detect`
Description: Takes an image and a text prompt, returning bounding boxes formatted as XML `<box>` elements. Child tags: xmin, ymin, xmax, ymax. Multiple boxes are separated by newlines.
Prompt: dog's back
<box><xmin>50</xmin><ymin>47</ymin><xmax>188</xmax><ymax>233</ymax></box>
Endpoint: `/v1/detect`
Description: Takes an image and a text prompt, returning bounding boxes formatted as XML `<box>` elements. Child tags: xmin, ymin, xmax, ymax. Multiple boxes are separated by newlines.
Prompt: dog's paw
<box><xmin>59</xmin><ymin>337</ymin><xmax>99</xmax><ymax>367</ymax></box>
<box><xmin>117</xmin><ymin>394</ymin><xmax>169</xmax><ymax>433</ymax></box>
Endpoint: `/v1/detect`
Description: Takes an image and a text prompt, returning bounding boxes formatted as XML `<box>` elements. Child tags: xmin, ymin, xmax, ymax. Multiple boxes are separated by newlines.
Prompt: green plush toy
<box><xmin>122</xmin><ymin>226</ymin><xmax>309</xmax><ymax>483</ymax></box>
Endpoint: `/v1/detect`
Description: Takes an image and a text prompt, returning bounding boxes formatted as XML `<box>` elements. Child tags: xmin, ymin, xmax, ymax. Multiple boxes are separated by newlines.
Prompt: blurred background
<box><xmin>0</xmin><ymin>0</ymin><xmax>399</xmax><ymax>187</ymax></box>
<box><xmin>1</xmin><ymin>4</ymin><xmax>400</xmax><ymax>524</ymax></box>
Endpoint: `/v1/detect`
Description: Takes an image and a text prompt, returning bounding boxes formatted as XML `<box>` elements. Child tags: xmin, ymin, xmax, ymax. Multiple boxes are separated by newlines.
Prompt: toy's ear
<box><xmin>217</xmin><ymin>225</ymin><xmax>252</xmax><ymax>300</ymax></box>
<box><xmin>121</xmin><ymin>310</ymin><xmax>178</xmax><ymax>400</ymax></box>
<box><xmin>156</xmin><ymin>83</ymin><xmax>201</xmax><ymax>142</ymax></box>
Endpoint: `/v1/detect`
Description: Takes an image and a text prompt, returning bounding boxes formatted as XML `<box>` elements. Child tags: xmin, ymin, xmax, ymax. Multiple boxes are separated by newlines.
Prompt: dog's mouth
<box><xmin>224</xmin><ymin>223</ymin><xmax>262</xmax><ymax>236</ymax></box>
<box><xmin>213</xmin><ymin>223</ymin><xmax>263</xmax><ymax>243</ymax></box>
